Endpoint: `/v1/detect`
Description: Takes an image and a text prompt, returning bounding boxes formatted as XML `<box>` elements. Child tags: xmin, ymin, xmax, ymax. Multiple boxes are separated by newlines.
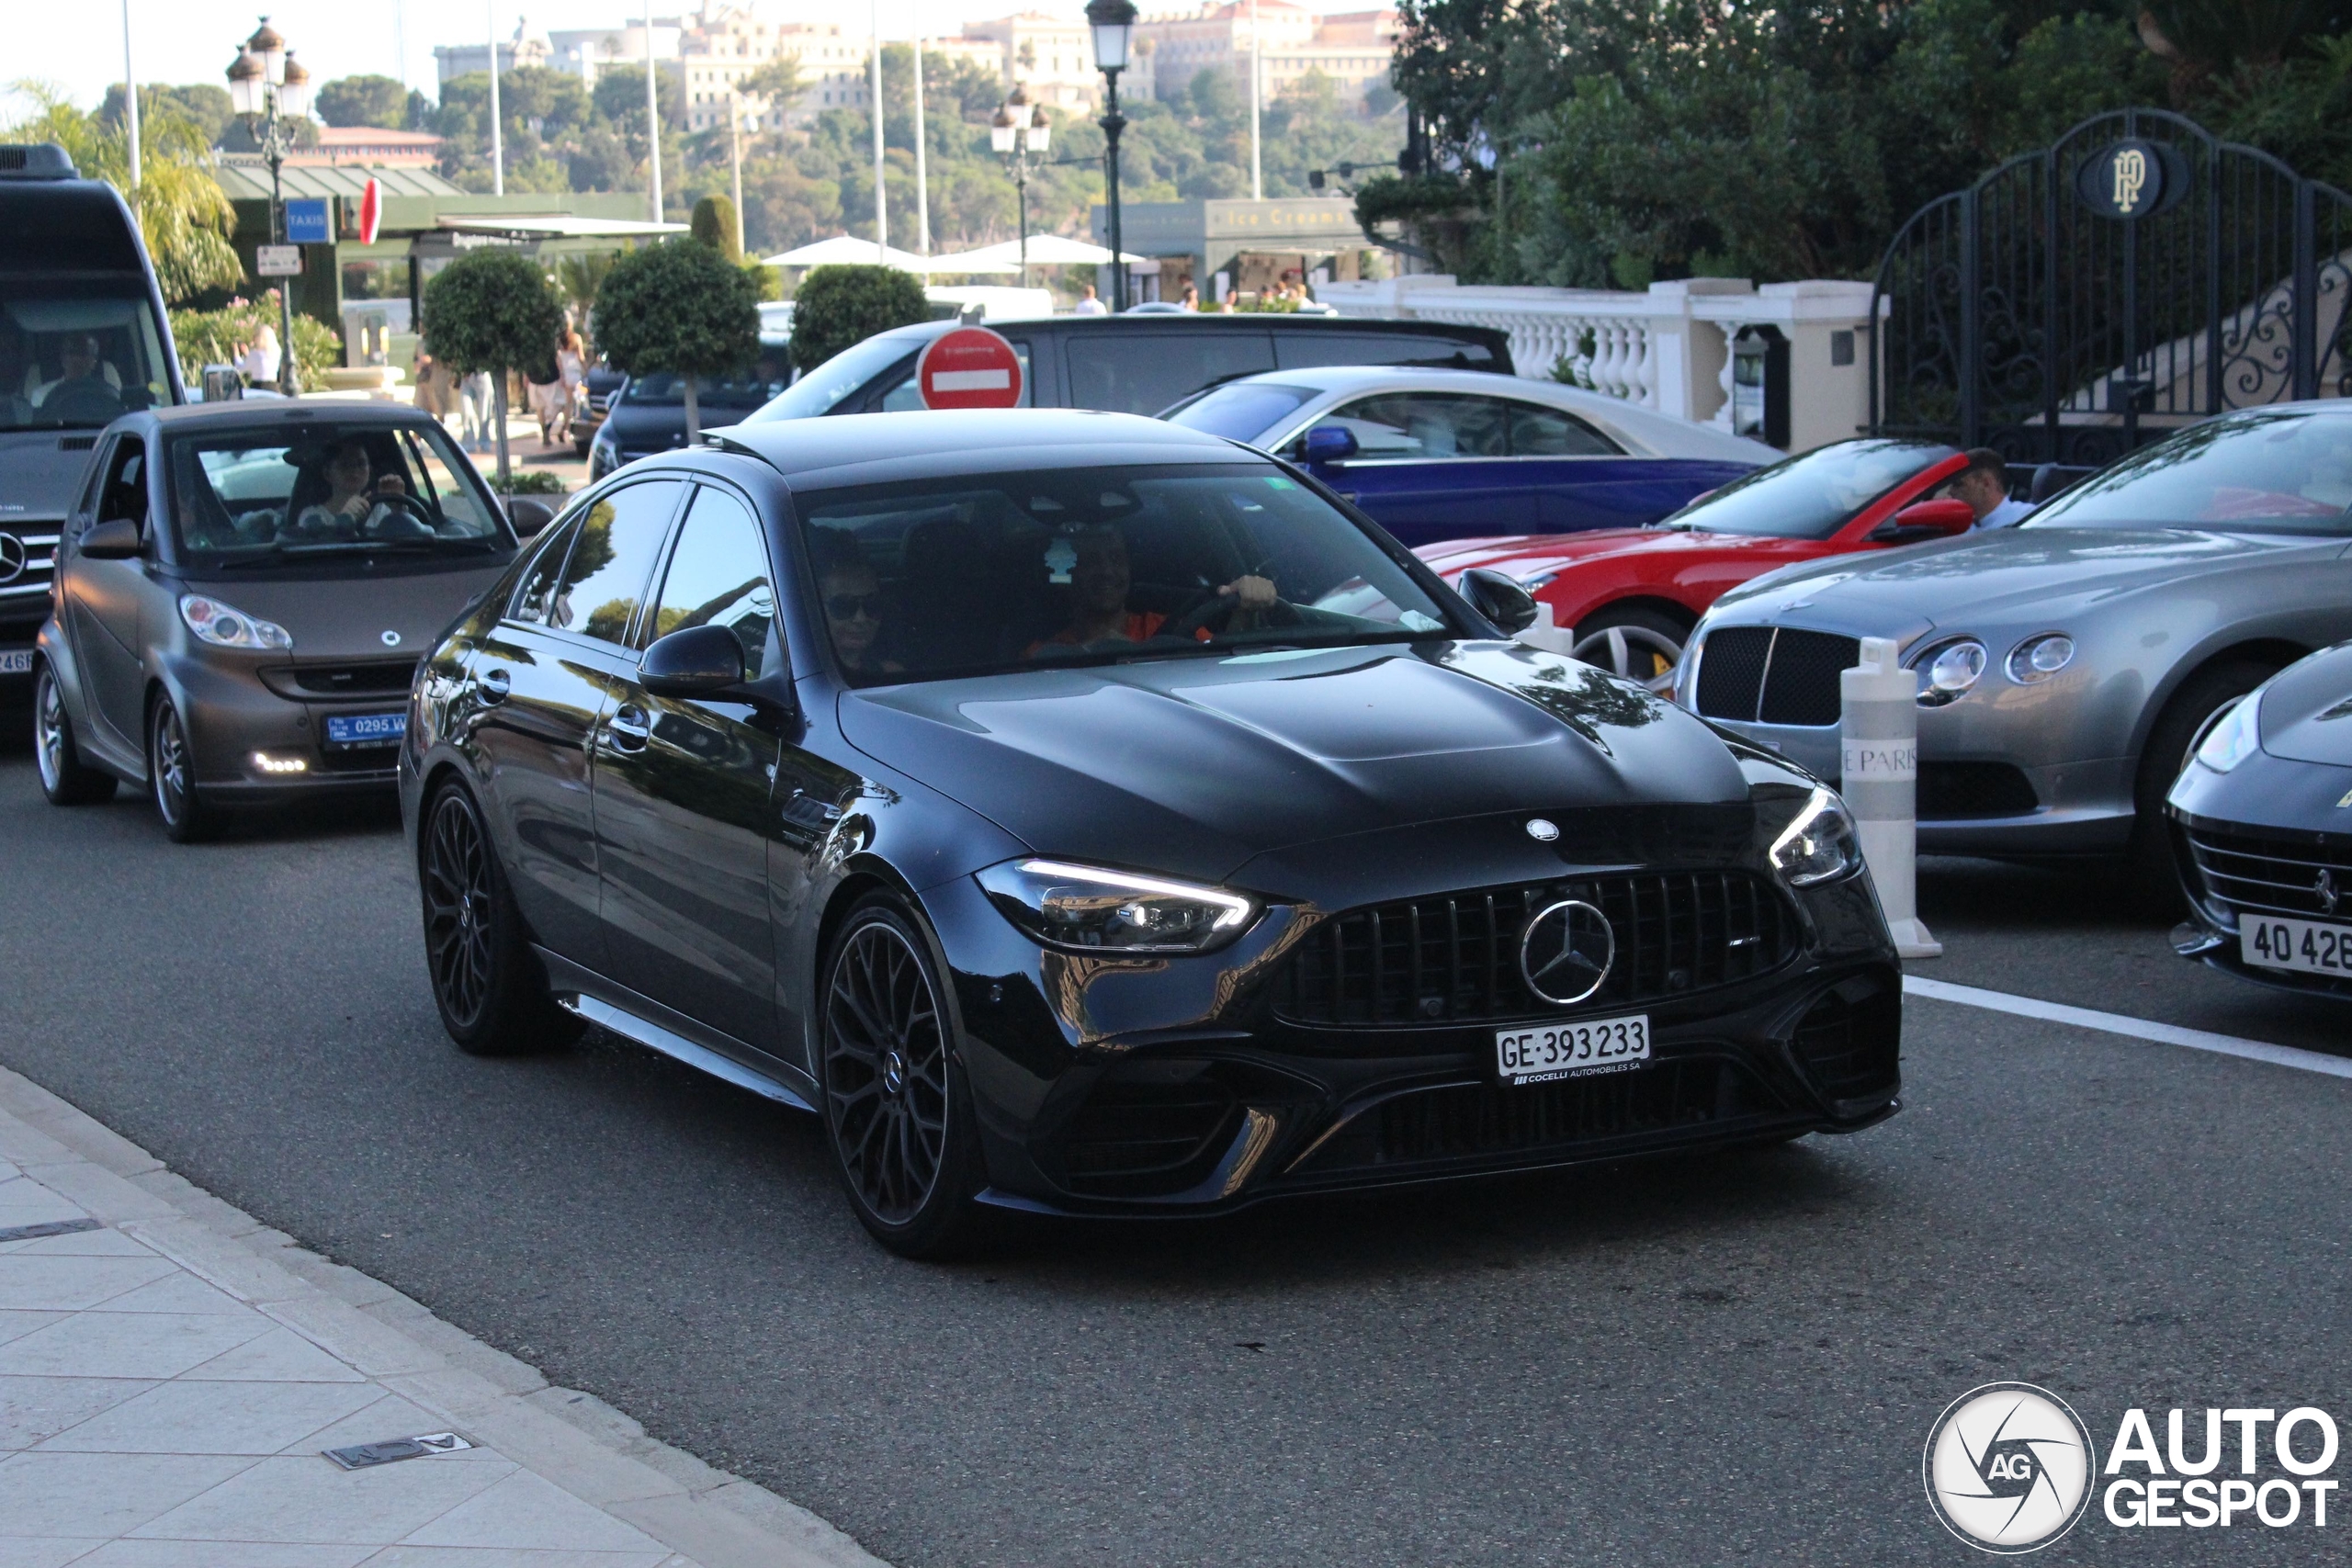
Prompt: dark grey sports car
<box><xmin>399</xmin><ymin>410</ymin><xmax>1901</xmax><ymax>1256</ymax></box>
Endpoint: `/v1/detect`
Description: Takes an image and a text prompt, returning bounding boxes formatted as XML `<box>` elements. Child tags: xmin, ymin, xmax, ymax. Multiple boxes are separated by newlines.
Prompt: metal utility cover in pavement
<box><xmin>322</xmin><ymin>1430</ymin><xmax>474</xmax><ymax>1470</ymax></box>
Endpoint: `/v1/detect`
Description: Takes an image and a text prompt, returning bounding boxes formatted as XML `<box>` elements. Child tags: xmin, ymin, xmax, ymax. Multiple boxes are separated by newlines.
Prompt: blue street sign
<box><xmin>285</xmin><ymin>199</ymin><xmax>330</xmax><ymax>244</ymax></box>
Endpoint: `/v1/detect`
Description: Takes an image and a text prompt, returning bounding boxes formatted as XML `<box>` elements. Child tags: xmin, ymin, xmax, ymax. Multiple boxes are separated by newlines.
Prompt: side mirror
<box><xmin>504</xmin><ymin>496</ymin><xmax>557</xmax><ymax>537</ymax></box>
<box><xmin>1869</xmin><ymin>498</ymin><xmax>1977</xmax><ymax>543</ymax></box>
<box><xmin>79</xmin><ymin>518</ymin><xmax>142</xmax><ymax>559</ymax></box>
<box><xmin>1458</xmin><ymin>566</ymin><xmax>1539</xmax><ymax>636</ymax></box>
<box><xmin>640</xmin><ymin>624</ymin><xmax>747</xmax><ymax>698</ymax></box>
<box><xmin>1300</xmin><ymin>424</ymin><xmax>1359</xmax><ymax>465</ymax></box>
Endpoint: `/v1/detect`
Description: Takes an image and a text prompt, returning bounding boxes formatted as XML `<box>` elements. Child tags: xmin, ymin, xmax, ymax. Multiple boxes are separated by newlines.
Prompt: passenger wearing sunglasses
<box><xmin>817</xmin><ymin>547</ymin><xmax>901</xmax><ymax>675</ymax></box>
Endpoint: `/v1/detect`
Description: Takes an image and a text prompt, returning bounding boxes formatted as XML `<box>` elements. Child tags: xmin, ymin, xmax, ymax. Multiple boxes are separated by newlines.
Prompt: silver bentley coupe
<box><xmin>1676</xmin><ymin>403</ymin><xmax>2352</xmax><ymax>886</ymax></box>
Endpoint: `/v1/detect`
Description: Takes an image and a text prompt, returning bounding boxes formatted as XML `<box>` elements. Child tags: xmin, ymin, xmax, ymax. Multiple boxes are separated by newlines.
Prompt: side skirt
<box><xmin>538</xmin><ymin>949</ymin><xmax>819</xmax><ymax>1115</ymax></box>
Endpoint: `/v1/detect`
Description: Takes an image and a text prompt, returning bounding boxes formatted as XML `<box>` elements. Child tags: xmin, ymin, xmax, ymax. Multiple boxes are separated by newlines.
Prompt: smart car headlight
<box><xmin>179</xmin><ymin>594</ymin><xmax>292</xmax><ymax>651</ymax></box>
<box><xmin>1913</xmin><ymin>637</ymin><xmax>1986</xmax><ymax>707</ymax></box>
<box><xmin>2006</xmin><ymin>633</ymin><xmax>2075</xmax><ymax>683</ymax></box>
<box><xmin>1760</xmin><ymin>785</ymin><xmax>1860</xmax><ymax>887</ymax></box>
<box><xmin>977</xmin><ymin>859</ymin><xmax>1258</xmax><ymax>954</ymax></box>
<box><xmin>2193</xmin><ymin>692</ymin><xmax>2263</xmax><ymax>773</ymax></box>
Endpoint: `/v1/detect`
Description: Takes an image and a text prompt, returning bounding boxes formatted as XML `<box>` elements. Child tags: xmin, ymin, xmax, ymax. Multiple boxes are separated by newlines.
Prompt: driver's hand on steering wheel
<box><xmin>1217</xmin><ymin>574</ymin><xmax>1278</xmax><ymax>611</ymax></box>
<box><xmin>374</xmin><ymin>474</ymin><xmax>408</xmax><ymax>498</ymax></box>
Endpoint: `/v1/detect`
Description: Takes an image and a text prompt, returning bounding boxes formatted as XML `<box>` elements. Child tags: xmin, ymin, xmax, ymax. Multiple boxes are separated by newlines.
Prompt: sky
<box><xmin>9</xmin><ymin>1</ymin><xmax>1110</xmax><ymax>115</ymax></box>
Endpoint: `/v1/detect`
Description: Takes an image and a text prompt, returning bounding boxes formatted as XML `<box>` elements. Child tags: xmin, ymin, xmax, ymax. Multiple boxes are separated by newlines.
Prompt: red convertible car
<box><xmin>1418</xmin><ymin>439</ymin><xmax>1976</xmax><ymax>689</ymax></box>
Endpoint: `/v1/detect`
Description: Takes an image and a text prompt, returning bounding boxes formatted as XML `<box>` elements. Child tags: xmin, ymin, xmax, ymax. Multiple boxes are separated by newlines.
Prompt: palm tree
<box><xmin>5</xmin><ymin>83</ymin><xmax>242</xmax><ymax>300</ymax></box>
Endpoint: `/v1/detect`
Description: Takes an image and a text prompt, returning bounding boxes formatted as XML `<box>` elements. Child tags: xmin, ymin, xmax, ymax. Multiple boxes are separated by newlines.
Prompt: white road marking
<box><xmin>1904</xmin><ymin>975</ymin><xmax>2352</xmax><ymax>1080</ymax></box>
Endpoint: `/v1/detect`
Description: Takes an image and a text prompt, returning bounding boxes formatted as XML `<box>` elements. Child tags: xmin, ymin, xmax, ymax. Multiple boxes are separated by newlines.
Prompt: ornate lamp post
<box><xmin>989</xmin><ymin>87</ymin><xmax>1051</xmax><ymax>288</ymax></box>
<box><xmin>1084</xmin><ymin>0</ymin><xmax>1136</xmax><ymax>311</ymax></box>
<box><xmin>225</xmin><ymin>17</ymin><xmax>311</xmax><ymax>396</ymax></box>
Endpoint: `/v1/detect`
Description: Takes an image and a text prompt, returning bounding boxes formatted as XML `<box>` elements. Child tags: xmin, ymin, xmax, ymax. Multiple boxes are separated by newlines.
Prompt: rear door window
<box><xmin>1507</xmin><ymin>401</ymin><xmax>1622</xmax><ymax>456</ymax></box>
<box><xmin>548</xmin><ymin>479</ymin><xmax>684</xmax><ymax>645</ymax></box>
<box><xmin>1066</xmin><ymin>331</ymin><xmax>1276</xmax><ymax>415</ymax></box>
<box><xmin>1273</xmin><ymin>331</ymin><xmax>1500</xmax><ymax>372</ymax></box>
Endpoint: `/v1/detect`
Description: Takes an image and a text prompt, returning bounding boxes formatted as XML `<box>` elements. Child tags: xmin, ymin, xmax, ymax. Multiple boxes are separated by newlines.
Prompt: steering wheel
<box><xmin>42</xmin><ymin>384</ymin><xmax>124</xmax><ymax>426</ymax></box>
<box><xmin>1166</xmin><ymin>585</ymin><xmax>1302</xmax><ymax>640</ymax></box>
<box><xmin>361</xmin><ymin>492</ymin><xmax>438</xmax><ymax>540</ymax></box>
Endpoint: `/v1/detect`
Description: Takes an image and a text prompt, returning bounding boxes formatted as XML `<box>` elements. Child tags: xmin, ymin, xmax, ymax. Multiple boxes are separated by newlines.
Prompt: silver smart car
<box><xmin>32</xmin><ymin>401</ymin><xmax>549</xmax><ymax>840</ymax></box>
<box><xmin>1678</xmin><ymin>404</ymin><xmax>2352</xmax><ymax>882</ymax></box>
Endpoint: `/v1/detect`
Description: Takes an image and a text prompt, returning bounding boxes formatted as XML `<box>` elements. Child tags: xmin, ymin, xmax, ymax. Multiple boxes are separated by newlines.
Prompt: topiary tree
<box><xmin>420</xmin><ymin>248</ymin><xmax>564</xmax><ymax>486</ymax></box>
<box><xmin>690</xmin><ymin>193</ymin><xmax>742</xmax><ymax>261</ymax></box>
<box><xmin>787</xmin><ymin>264</ymin><xmax>931</xmax><ymax>375</ymax></box>
<box><xmin>593</xmin><ymin>237</ymin><xmax>762</xmax><ymax>442</ymax></box>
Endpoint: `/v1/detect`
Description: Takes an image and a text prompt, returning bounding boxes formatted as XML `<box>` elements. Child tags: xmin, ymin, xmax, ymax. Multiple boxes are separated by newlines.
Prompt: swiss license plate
<box><xmin>0</xmin><ymin>649</ymin><xmax>31</xmax><ymax>675</ymax></box>
<box><xmin>1496</xmin><ymin>1014</ymin><xmax>1651</xmax><ymax>1085</ymax></box>
<box><xmin>2241</xmin><ymin>914</ymin><xmax>2352</xmax><ymax>977</ymax></box>
<box><xmin>324</xmin><ymin>711</ymin><xmax>406</xmax><ymax>748</ymax></box>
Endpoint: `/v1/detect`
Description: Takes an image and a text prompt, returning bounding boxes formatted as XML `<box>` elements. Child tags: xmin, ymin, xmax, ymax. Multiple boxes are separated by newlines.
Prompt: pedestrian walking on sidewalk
<box><xmin>459</xmin><ymin>370</ymin><xmax>495</xmax><ymax>454</ymax></box>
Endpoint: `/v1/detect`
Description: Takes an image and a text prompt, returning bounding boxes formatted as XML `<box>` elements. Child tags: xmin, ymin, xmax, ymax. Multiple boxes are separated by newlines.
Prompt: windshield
<box><xmin>1</xmin><ymin>284</ymin><xmax>173</xmax><ymax>433</ymax></box>
<box><xmin>747</xmin><ymin>334</ymin><xmax>920</xmax><ymax>422</ymax></box>
<box><xmin>1164</xmin><ymin>381</ymin><xmax>1318</xmax><ymax>443</ymax></box>
<box><xmin>1658</xmin><ymin>439</ymin><xmax>1956</xmax><ymax>538</ymax></box>
<box><xmin>2026</xmin><ymin>411</ymin><xmax>2352</xmax><ymax>535</ymax></box>
<box><xmin>166</xmin><ymin>422</ymin><xmax>514</xmax><ymax>573</ymax></box>
<box><xmin>618</xmin><ymin>372</ymin><xmax>787</xmax><ymax>409</ymax></box>
<box><xmin>797</xmin><ymin>462</ymin><xmax>1463</xmax><ymax>685</ymax></box>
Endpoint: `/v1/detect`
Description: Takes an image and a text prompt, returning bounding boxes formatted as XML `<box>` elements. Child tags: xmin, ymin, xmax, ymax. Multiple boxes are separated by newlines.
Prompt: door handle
<box><xmin>480</xmin><ymin>667</ymin><xmax>511</xmax><ymax>704</ymax></box>
<box><xmin>607</xmin><ymin>705</ymin><xmax>651</xmax><ymax>751</ymax></box>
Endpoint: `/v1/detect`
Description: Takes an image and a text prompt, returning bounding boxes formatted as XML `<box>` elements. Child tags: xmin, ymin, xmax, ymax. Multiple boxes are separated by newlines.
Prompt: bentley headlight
<box><xmin>1763</xmin><ymin>786</ymin><xmax>1860</xmax><ymax>887</ymax></box>
<box><xmin>179</xmin><ymin>594</ymin><xmax>292</xmax><ymax>651</ymax></box>
<box><xmin>2193</xmin><ymin>693</ymin><xmax>2263</xmax><ymax>773</ymax></box>
<box><xmin>977</xmin><ymin>859</ymin><xmax>1258</xmax><ymax>953</ymax></box>
<box><xmin>1914</xmin><ymin>638</ymin><xmax>1986</xmax><ymax>707</ymax></box>
<box><xmin>2006</xmin><ymin>633</ymin><xmax>2075</xmax><ymax>683</ymax></box>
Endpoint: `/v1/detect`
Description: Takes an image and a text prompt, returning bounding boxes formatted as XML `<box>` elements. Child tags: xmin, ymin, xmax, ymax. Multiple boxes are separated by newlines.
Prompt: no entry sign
<box><xmin>916</xmin><ymin>326</ymin><xmax>1023</xmax><ymax>410</ymax></box>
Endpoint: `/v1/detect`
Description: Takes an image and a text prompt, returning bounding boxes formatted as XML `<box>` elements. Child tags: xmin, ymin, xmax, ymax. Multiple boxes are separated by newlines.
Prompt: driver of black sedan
<box><xmin>1035</xmin><ymin>524</ymin><xmax>1277</xmax><ymax>651</ymax></box>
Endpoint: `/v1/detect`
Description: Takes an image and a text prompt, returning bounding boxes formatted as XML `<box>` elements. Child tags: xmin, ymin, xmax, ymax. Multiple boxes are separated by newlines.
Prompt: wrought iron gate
<box><xmin>1870</xmin><ymin>107</ymin><xmax>2352</xmax><ymax>464</ymax></box>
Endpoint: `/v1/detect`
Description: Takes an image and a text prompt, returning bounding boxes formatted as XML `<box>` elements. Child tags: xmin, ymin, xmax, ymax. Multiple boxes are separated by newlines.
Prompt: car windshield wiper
<box><xmin>200</xmin><ymin>536</ymin><xmax>495</xmax><ymax>568</ymax></box>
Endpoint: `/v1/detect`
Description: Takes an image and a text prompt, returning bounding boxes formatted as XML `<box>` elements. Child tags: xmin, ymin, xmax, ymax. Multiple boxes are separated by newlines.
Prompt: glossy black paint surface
<box><xmin>402</xmin><ymin>412</ymin><xmax>1901</xmax><ymax>1213</ymax></box>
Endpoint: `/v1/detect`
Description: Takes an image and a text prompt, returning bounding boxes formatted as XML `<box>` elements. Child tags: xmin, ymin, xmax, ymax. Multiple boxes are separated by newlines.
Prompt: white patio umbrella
<box><xmin>763</xmin><ymin>234</ymin><xmax>935</xmax><ymax>270</ymax></box>
<box><xmin>910</xmin><ymin>249</ymin><xmax>1026</xmax><ymax>276</ymax></box>
<box><xmin>952</xmin><ymin>235</ymin><xmax>1152</xmax><ymax>267</ymax></box>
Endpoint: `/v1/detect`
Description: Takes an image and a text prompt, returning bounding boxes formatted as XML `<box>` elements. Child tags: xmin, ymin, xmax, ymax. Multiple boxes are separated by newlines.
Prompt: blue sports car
<box><xmin>1162</xmin><ymin>365</ymin><xmax>1777</xmax><ymax>549</ymax></box>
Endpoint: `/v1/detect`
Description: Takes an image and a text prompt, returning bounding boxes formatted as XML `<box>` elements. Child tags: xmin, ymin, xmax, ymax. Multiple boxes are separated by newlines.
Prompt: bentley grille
<box><xmin>1695</xmin><ymin>627</ymin><xmax>1860</xmax><ymax>727</ymax></box>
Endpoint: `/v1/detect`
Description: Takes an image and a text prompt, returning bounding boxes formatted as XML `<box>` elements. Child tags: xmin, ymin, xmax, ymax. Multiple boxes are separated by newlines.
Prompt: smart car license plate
<box><xmin>324</xmin><ymin>711</ymin><xmax>406</xmax><ymax>749</ymax></box>
<box><xmin>0</xmin><ymin>650</ymin><xmax>30</xmax><ymax>675</ymax></box>
<box><xmin>2241</xmin><ymin>914</ymin><xmax>2352</xmax><ymax>977</ymax></box>
<box><xmin>1496</xmin><ymin>1014</ymin><xmax>1651</xmax><ymax>1085</ymax></box>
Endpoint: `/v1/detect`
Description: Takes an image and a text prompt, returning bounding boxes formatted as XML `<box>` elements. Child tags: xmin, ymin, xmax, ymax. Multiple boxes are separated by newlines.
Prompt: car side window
<box><xmin>547</xmin><ymin>479</ymin><xmax>682</xmax><ymax>645</ymax></box>
<box><xmin>647</xmin><ymin>485</ymin><xmax>775</xmax><ymax>680</ymax></box>
<box><xmin>75</xmin><ymin>438</ymin><xmax>114</xmax><ymax>524</ymax></box>
<box><xmin>1508</xmin><ymin>401</ymin><xmax>1621</xmax><ymax>457</ymax></box>
<box><xmin>95</xmin><ymin>440</ymin><xmax>147</xmax><ymax>529</ymax></box>
<box><xmin>507</xmin><ymin>514</ymin><xmax>582</xmax><ymax>625</ymax></box>
<box><xmin>1320</xmin><ymin>393</ymin><xmax>1510</xmax><ymax>458</ymax></box>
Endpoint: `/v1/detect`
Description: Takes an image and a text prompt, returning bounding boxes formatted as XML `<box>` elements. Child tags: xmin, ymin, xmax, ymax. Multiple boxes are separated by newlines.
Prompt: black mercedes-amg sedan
<box><xmin>398</xmin><ymin>410</ymin><xmax>1901</xmax><ymax>1256</ymax></box>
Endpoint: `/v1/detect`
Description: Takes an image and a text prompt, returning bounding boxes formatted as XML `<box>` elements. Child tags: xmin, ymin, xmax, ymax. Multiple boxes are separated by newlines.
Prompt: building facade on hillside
<box><xmin>1136</xmin><ymin>3</ymin><xmax>1397</xmax><ymax>107</ymax></box>
<box><xmin>292</xmin><ymin>128</ymin><xmax>444</xmax><ymax>168</ymax></box>
<box><xmin>434</xmin><ymin>17</ymin><xmax>555</xmax><ymax>84</ymax></box>
<box><xmin>957</xmin><ymin>12</ymin><xmax>1101</xmax><ymax>108</ymax></box>
<box><xmin>548</xmin><ymin>21</ymin><xmax>686</xmax><ymax>86</ymax></box>
<box><xmin>680</xmin><ymin>13</ymin><xmax>873</xmax><ymax>132</ymax></box>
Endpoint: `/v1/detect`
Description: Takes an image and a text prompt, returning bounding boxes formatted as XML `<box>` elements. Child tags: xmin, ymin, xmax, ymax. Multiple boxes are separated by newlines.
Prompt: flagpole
<box><xmin>871</xmin><ymin>0</ymin><xmax>887</xmax><ymax>258</ymax></box>
<box><xmin>912</xmin><ymin>10</ymin><xmax>930</xmax><ymax>256</ymax></box>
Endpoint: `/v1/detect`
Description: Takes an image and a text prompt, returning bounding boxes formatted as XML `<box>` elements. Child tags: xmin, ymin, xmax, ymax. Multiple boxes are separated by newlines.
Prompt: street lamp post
<box><xmin>1084</xmin><ymin>0</ymin><xmax>1136</xmax><ymax>311</ymax></box>
<box><xmin>225</xmin><ymin>16</ymin><xmax>311</xmax><ymax>397</ymax></box>
<box><xmin>989</xmin><ymin>87</ymin><xmax>1049</xmax><ymax>288</ymax></box>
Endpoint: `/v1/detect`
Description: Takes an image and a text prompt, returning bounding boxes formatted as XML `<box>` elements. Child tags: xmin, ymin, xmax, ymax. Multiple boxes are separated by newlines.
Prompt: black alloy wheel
<box><xmin>147</xmin><ymin>695</ymin><xmax>212</xmax><ymax>842</ymax></box>
<box><xmin>2129</xmin><ymin>656</ymin><xmax>2280</xmax><ymax>912</ymax></box>
<box><xmin>33</xmin><ymin>663</ymin><xmax>116</xmax><ymax>806</ymax></box>
<box><xmin>420</xmin><ymin>782</ymin><xmax>581</xmax><ymax>1055</ymax></box>
<box><xmin>820</xmin><ymin>894</ymin><xmax>987</xmax><ymax>1257</ymax></box>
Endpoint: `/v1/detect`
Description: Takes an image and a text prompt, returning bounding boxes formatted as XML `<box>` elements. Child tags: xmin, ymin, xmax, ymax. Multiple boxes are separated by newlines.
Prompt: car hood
<box><xmin>180</xmin><ymin>561</ymin><xmax>512</xmax><ymax>663</ymax></box>
<box><xmin>837</xmin><ymin>641</ymin><xmax>1752</xmax><ymax>886</ymax></box>
<box><xmin>1421</xmin><ymin>527</ymin><xmax>1813</xmax><ymax>580</ymax></box>
<box><xmin>1709</xmin><ymin>526</ymin><xmax>2346</xmax><ymax>635</ymax></box>
<box><xmin>2259</xmin><ymin>641</ymin><xmax>2352</xmax><ymax>766</ymax></box>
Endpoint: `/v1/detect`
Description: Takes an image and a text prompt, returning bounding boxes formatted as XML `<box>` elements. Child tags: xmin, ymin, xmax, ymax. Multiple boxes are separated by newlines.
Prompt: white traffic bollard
<box><xmin>1841</xmin><ymin>636</ymin><xmax>1940</xmax><ymax>959</ymax></box>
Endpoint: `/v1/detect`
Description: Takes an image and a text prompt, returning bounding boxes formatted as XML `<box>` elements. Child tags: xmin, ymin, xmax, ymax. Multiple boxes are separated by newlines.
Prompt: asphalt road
<box><xmin>2</xmin><ymin>719</ymin><xmax>2347</xmax><ymax>1565</ymax></box>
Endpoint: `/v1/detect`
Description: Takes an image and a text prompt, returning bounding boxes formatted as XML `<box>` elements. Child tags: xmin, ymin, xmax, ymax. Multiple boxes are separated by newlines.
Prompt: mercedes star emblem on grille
<box><xmin>0</xmin><ymin>533</ymin><xmax>24</xmax><ymax>585</ymax></box>
<box><xmin>1519</xmin><ymin>898</ymin><xmax>1615</xmax><ymax>1006</ymax></box>
<box><xmin>1525</xmin><ymin>818</ymin><xmax>1559</xmax><ymax>842</ymax></box>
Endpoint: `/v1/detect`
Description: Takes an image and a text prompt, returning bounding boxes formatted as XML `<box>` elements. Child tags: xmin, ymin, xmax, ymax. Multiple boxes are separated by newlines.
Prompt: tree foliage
<box><xmin>692</xmin><ymin>194</ymin><xmax>742</xmax><ymax>260</ymax></box>
<box><xmin>593</xmin><ymin>239</ymin><xmax>762</xmax><ymax>436</ymax></box>
<box><xmin>786</xmin><ymin>264</ymin><xmax>929</xmax><ymax>372</ymax></box>
<box><xmin>423</xmin><ymin>248</ymin><xmax>567</xmax><ymax>382</ymax></box>
<box><xmin>316</xmin><ymin>74</ymin><xmax>411</xmax><ymax>130</ymax></box>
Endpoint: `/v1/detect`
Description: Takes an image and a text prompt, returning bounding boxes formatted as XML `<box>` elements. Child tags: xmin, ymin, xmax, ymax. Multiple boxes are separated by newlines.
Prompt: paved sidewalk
<box><xmin>0</xmin><ymin>1067</ymin><xmax>885</xmax><ymax>1568</ymax></box>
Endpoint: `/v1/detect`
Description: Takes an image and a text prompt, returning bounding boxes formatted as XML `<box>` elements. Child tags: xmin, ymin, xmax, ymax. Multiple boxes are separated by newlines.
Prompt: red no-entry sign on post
<box><xmin>916</xmin><ymin>326</ymin><xmax>1023</xmax><ymax>410</ymax></box>
<box><xmin>356</xmin><ymin>178</ymin><xmax>382</xmax><ymax>247</ymax></box>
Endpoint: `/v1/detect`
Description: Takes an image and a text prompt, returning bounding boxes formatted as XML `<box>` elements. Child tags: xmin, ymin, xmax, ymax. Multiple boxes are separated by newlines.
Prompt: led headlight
<box><xmin>1913</xmin><ymin>637</ymin><xmax>1986</xmax><ymax>707</ymax></box>
<box><xmin>2006</xmin><ymin>633</ymin><xmax>2075</xmax><ymax>683</ymax></box>
<box><xmin>1763</xmin><ymin>785</ymin><xmax>1860</xmax><ymax>886</ymax></box>
<box><xmin>180</xmin><ymin>594</ymin><xmax>292</xmax><ymax>650</ymax></box>
<box><xmin>977</xmin><ymin>859</ymin><xmax>1258</xmax><ymax>954</ymax></box>
<box><xmin>2193</xmin><ymin>693</ymin><xmax>2263</xmax><ymax>773</ymax></box>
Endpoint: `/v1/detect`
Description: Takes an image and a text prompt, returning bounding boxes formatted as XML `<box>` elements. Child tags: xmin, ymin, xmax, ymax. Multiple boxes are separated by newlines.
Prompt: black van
<box><xmin>2</xmin><ymin>143</ymin><xmax>184</xmax><ymax>685</ymax></box>
<box><xmin>742</xmin><ymin>313</ymin><xmax>1513</xmax><ymax>425</ymax></box>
